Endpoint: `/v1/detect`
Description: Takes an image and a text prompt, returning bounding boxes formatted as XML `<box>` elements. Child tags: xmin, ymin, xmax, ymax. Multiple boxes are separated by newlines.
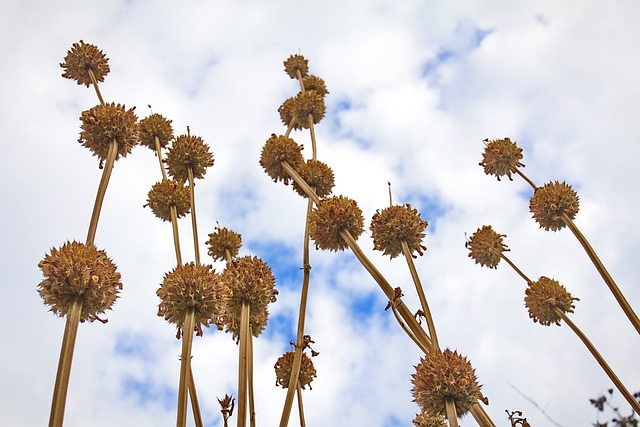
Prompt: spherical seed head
<box><xmin>138</xmin><ymin>113</ymin><xmax>174</xmax><ymax>151</ymax></box>
<box><xmin>78</xmin><ymin>102</ymin><xmax>139</xmax><ymax>166</ymax></box>
<box><xmin>274</xmin><ymin>351</ymin><xmax>317</xmax><ymax>390</ymax></box>
<box><xmin>206</xmin><ymin>225</ymin><xmax>242</xmax><ymax>262</ymax></box>
<box><xmin>292</xmin><ymin>159</ymin><xmax>335</xmax><ymax>198</ymax></box>
<box><xmin>293</xmin><ymin>91</ymin><xmax>326</xmax><ymax>128</ymax></box>
<box><xmin>60</xmin><ymin>40</ymin><xmax>110</xmax><ymax>87</ymax></box>
<box><xmin>411</xmin><ymin>348</ymin><xmax>483</xmax><ymax>417</ymax></box>
<box><xmin>223</xmin><ymin>305</ymin><xmax>270</xmax><ymax>341</ymax></box>
<box><xmin>412</xmin><ymin>412</ymin><xmax>448</xmax><ymax>427</ymax></box>
<box><xmin>466</xmin><ymin>225</ymin><xmax>509</xmax><ymax>269</ymax></box>
<box><xmin>278</xmin><ymin>97</ymin><xmax>302</xmax><ymax>130</ymax></box>
<box><xmin>157</xmin><ymin>262</ymin><xmax>225</xmax><ymax>337</ymax></box>
<box><xmin>370</xmin><ymin>204</ymin><xmax>429</xmax><ymax>259</ymax></box>
<box><xmin>302</xmin><ymin>75</ymin><xmax>329</xmax><ymax>98</ymax></box>
<box><xmin>309</xmin><ymin>195</ymin><xmax>365</xmax><ymax>251</ymax></box>
<box><xmin>479</xmin><ymin>138</ymin><xmax>525</xmax><ymax>181</ymax></box>
<box><xmin>524</xmin><ymin>276</ymin><xmax>579</xmax><ymax>326</ymax></box>
<box><xmin>165</xmin><ymin>133</ymin><xmax>214</xmax><ymax>182</ymax></box>
<box><xmin>37</xmin><ymin>241</ymin><xmax>122</xmax><ymax>323</ymax></box>
<box><xmin>529</xmin><ymin>181</ymin><xmax>580</xmax><ymax>231</ymax></box>
<box><xmin>259</xmin><ymin>134</ymin><xmax>304</xmax><ymax>185</ymax></box>
<box><xmin>284</xmin><ymin>54</ymin><xmax>309</xmax><ymax>79</ymax></box>
<box><xmin>145</xmin><ymin>179</ymin><xmax>191</xmax><ymax>222</ymax></box>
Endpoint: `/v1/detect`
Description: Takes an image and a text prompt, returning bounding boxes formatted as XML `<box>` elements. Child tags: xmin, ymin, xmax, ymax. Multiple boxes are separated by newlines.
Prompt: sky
<box><xmin>1</xmin><ymin>0</ymin><xmax>639</xmax><ymax>426</ymax></box>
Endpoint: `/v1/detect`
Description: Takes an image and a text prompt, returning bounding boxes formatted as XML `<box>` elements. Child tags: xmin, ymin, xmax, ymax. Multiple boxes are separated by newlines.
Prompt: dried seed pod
<box><xmin>274</xmin><ymin>351</ymin><xmax>317</xmax><ymax>390</ymax></box>
<box><xmin>206</xmin><ymin>225</ymin><xmax>242</xmax><ymax>262</ymax></box>
<box><xmin>37</xmin><ymin>241</ymin><xmax>122</xmax><ymax>323</ymax></box>
<box><xmin>283</xmin><ymin>54</ymin><xmax>309</xmax><ymax>79</ymax></box>
<box><xmin>302</xmin><ymin>75</ymin><xmax>329</xmax><ymax>97</ymax></box>
<box><xmin>145</xmin><ymin>179</ymin><xmax>191</xmax><ymax>222</ymax></box>
<box><xmin>259</xmin><ymin>134</ymin><xmax>304</xmax><ymax>185</ymax></box>
<box><xmin>412</xmin><ymin>412</ymin><xmax>448</xmax><ymax>427</ymax></box>
<box><xmin>529</xmin><ymin>181</ymin><xmax>580</xmax><ymax>231</ymax></box>
<box><xmin>466</xmin><ymin>225</ymin><xmax>509</xmax><ymax>269</ymax></box>
<box><xmin>479</xmin><ymin>138</ymin><xmax>524</xmax><ymax>181</ymax></box>
<box><xmin>524</xmin><ymin>276</ymin><xmax>579</xmax><ymax>326</ymax></box>
<box><xmin>412</xmin><ymin>349</ymin><xmax>483</xmax><ymax>418</ymax></box>
<box><xmin>223</xmin><ymin>304</ymin><xmax>270</xmax><ymax>341</ymax></box>
<box><xmin>165</xmin><ymin>133</ymin><xmax>214</xmax><ymax>183</ymax></box>
<box><xmin>293</xmin><ymin>90</ymin><xmax>325</xmax><ymax>128</ymax></box>
<box><xmin>78</xmin><ymin>102</ymin><xmax>139</xmax><ymax>166</ymax></box>
<box><xmin>370</xmin><ymin>204</ymin><xmax>428</xmax><ymax>259</ymax></box>
<box><xmin>278</xmin><ymin>97</ymin><xmax>302</xmax><ymax>130</ymax></box>
<box><xmin>292</xmin><ymin>159</ymin><xmax>335</xmax><ymax>199</ymax></box>
<box><xmin>157</xmin><ymin>262</ymin><xmax>225</xmax><ymax>337</ymax></box>
<box><xmin>138</xmin><ymin>113</ymin><xmax>174</xmax><ymax>151</ymax></box>
<box><xmin>309</xmin><ymin>195</ymin><xmax>364</xmax><ymax>251</ymax></box>
<box><xmin>60</xmin><ymin>40</ymin><xmax>110</xmax><ymax>87</ymax></box>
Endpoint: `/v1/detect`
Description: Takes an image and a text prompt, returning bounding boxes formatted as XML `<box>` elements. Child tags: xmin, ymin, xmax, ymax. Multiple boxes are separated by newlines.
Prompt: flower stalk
<box><xmin>86</xmin><ymin>139</ymin><xmax>117</xmax><ymax>245</ymax></box>
<box><xmin>177</xmin><ymin>309</ymin><xmax>196</xmax><ymax>427</ymax></box>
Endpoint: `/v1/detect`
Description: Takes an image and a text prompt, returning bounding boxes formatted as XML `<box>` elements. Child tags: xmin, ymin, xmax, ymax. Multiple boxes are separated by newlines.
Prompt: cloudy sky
<box><xmin>1</xmin><ymin>0</ymin><xmax>639</xmax><ymax>426</ymax></box>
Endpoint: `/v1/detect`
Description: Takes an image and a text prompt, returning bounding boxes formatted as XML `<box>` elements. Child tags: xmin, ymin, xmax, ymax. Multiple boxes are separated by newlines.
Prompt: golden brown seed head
<box><xmin>370</xmin><ymin>204</ymin><xmax>428</xmax><ymax>259</ymax></box>
<box><xmin>466</xmin><ymin>225</ymin><xmax>509</xmax><ymax>269</ymax></box>
<box><xmin>145</xmin><ymin>180</ymin><xmax>191</xmax><ymax>222</ymax></box>
<box><xmin>278</xmin><ymin>97</ymin><xmax>302</xmax><ymax>130</ymax></box>
<box><xmin>60</xmin><ymin>40</ymin><xmax>110</xmax><ymax>87</ymax></box>
<box><xmin>259</xmin><ymin>134</ymin><xmax>304</xmax><ymax>185</ymax></box>
<box><xmin>138</xmin><ymin>113</ymin><xmax>174</xmax><ymax>151</ymax></box>
<box><xmin>78</xmin><ymin>102</ymin><xmax>139</xmax><ymax>166</ymax></box>
<box><xmin>284</xmin><ymin>54</ymin><xmax>309</xmax><ymax>79</ymax></box>
<box><xmin>165</xmin><ymin>133</ymin><xmax>214</xmax><ymax>182</ymax></box>
<box><xmin>157</xmin><ymin>262</ymin><xmax>225</xmax><ymax>337</ymax></box>
<box><xmin>223</xmin><ymin>304</ymin><xmax>270</xmax><ymax>341</ymax></box>
<box><xmin>302</xmin><ymin>75</ymin><xmax>329</xmax><ymax>98</ymax></box>
<box><xmin>274</xmin><ymin>351</ymin><xmax>317</xmax><ymax>390</ymax></box>
<box><xmin>411</xmin><ymin>348</ymin><xmax>483</xmax><ymax>417</ymax></box>
<box><xmin>309</xmin><ymin>195</ymin><xmax>364</xmax><ymax>251</ymax></box>
<box><xmin>479</xmin><ymin>138</ymin><xmax>525</xmax><ymax>181</ymax></box>
<box><xmin>412</xmin><ymin>412</ymin><xmax>448</xmax><ymax>427</ymax></box>
<box><xmin>292</xmin><ymin>159</ymin><xmax>335</xmax><ymax>199</ymax></box>
<box><xmin>206</xmin><ymin>225</ymin><xmax>242</xmax><ymax>262</ymax></box>
<box><xmin>524</xmin><ymin>276</ymin><xmax>579</xmax><ymax>326</ymax></box>
<box><xmin>37</xmin><ymin>241</ymin><xmax>122</xmax><ymax>323</ymax></box>
<box><xmin>293</xmin><ymin>90</ymin><xmax>326</xmax><ymax>128</ymax></box>
<box><xmin>529</xmin><ymin>181</ymin><xmax>580</xmax><ymax>231</ymax></box>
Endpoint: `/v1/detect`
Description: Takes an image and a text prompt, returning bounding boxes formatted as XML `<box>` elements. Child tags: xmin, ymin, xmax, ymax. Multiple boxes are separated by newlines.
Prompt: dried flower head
<box><xmin>60</xmin><ymin>40</ymin><xmax>110</xmax><ymax>87</ymax></box>
<box><xmin>466</xmin><ymin>225</ymin><xmax>509</xmax><ymax>269</ymax></box>
<box><xmin>302</xmin><ymin>75</ymin><xmax>329</xmax><ymax>98</ymax></box>
<box><xmin>259</xmin><ymin>134</ymin><xmax>304</xmax><ymax>185</ymax></box>
<box><xmin>144</xmin><ymin>179</ymin><xmax>191</xmax><ymax>222</ymax></box>
<box><xmin>138</xmin><ymin>113</ymin><xmax>174</xmax><ymax>151</ymax></box>
<box><xmin>309</xmin><ymin>195</ymin><xmax>364</xmax><ymax>251</ymax></box>
<box><xmin>524</xmin><ymin>276</ymin><xmax>579</xmax><ymax>326</ymax></box>
<box><xmin>412</xmin><ymin>412</ymin><xmax>448</xmax><ymax>427</ymax></box>
<box><xmin>479</xmin><ymin>138</ymin><xmax>525</xmax><ymax>181</ymax></box>
<box><xmin>223</xmin><ymin>304</ymin><xmax>270</xmax><ymax>341</ymax></box>
<box><xmin>206</xmin><ymin>224</ymin><xmax>242</xmax><ymax>261</ymax></box>
<box><xmin>157</xmin><ymin>262</ymin><xmax>225</xmax><ymax>337</ymax></box>
<box><xmin>284</xmin><ymin>54</ymin><xmax>309</xmax><ymax>79</ymax></box>
<box><xmin>37</xmin><ymin>241</ymin><xmax>122</xmax><ymax>323</ymax></box>
<box><xmin>278</xmin><ymin>97</ymin><xmax>300</xmax><ymax>129</ymax></box>
<box><xmin>370</xmin><ymin>204</ymin><xmax>428</xmax><ymax>259</ymax></box>
<box><xmin>412</xmin><ymin>348</ymin><xmax>483</xmax><ymax>417</ymax></box>
<box><xmin>78</xmin><ymin>102</ymin><xmax>139</xmax><ymax>166</ymax></box>
<box><xmin>274</xmin><ymin>351</ymin><xmax>317</xmax><ymax>390</ymax></box>
<box><xmin>292</xmin><ymin>159</ymin><xmax>335</xmax><ymax>198</ymax></box>
<box><xmin>529</xmin><ymin>181</ymin><xmax>580</xmax><ymax>231</ymax></box>
<box><xmin>165</xmin><ymin>133</ymin><xmax>214</xmax><ymax>182</ymax></box>
<box><xmin>293</xmin><ymin>90</ymin><xmax>326</xmax><ymax>128</ymax></box>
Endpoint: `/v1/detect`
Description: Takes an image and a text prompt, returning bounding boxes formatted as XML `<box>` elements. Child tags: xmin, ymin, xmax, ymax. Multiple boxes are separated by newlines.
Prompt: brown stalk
<box><xmin>169</xmin><ymin>206</ymin><xmax>183</xmax><ymax>265</ymax></box>
<box><xmin>296</xmin><ymin>382</ymin><xmax>307</xmax><ymax>427</ymax></box>
<box><xmin>188</xmin><ymin>365</ymin><xmax>204</xmax><ymax>427</ymax></box>
<box><xmin>187</xmin><ymin>167</ymin><xmax>201</xmax><ymax>266</ymax></box>
<box><xmin>469</xmin><ymin>404</ymin><xmax>497</xmax><ymax>427</ymax></box>
<box><xmin>513</xmin><ymin>168</ymin><xmax>537</xmax><ymax>191</ymax></box>
<box><xmin>390</xmin><ymin>305</ymin><xmax>430</xmax><ymax>354</ymax></box>
<box><xmin>86</xmin><ymin>139</ymin><xmax>118</xmax><ymax>245</ymax></box>
<box><xmin>153</xmin><ymin>135</ymin><xmax>168</xmax><ymax>181</ymax></box>
<box><xmin>445</xmin><ymin>397</ymin><xmax>459</xmax><ymax>427</ymax></box>
<box><xmin>177</xmin><ymin>309</ymin><xmax>196</xmax><ymax>427</ymax></box>
<box><xmin>87</xmin><ymin>68</ymin><xmax>105</xmax><ymax>106</ymax></box>
<box><xmin>237</xmin><ymin>302</ymin><xmax>251</xmax><ymax>427</ymax></box>
<box><xmin>248</xmin><ymin>327</ymin><xmax>256</xmax><ymax>427</ymax></box>
<box><xmin>499</xmin><ymin>253</ymin><xmax>533</xmax><ymax>284</ymax></box>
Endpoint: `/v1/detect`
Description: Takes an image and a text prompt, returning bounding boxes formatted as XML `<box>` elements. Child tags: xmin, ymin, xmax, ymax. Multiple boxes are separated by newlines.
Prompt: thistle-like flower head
<box><xmin>529</xmin><ymin>181</ymin><xmax>580</xmax><ymax>231</ymax></box>
<box><xmin>165</xmin><ymin>132</ymin><xmax>214</xmax><ymax>183</ymax></box>
<box><xmin>145</xmin><ymin>179</ymin><xmax>191</xmax><ymax>222</ymax></box>
<box><xmin>259</xmin><ymin>134</ymin><xmax>304</xmax><ymax>185</ymax></box>
<box><xmin>206</xmin><ymin>225</ymin><xmax>242</xmax><ymax>262</ymax></box>
<box><xmin>524</xmin><ymin>276</ymin><xmax>579</xmax><ymax>326</ymax></box>
<box><xmin>302</xmin><ymin>75</ymin><xmax>329</xmax><ymax>98</ymax></box>
<box><xmin>466</xmin><ymin>225</ymin><xmax>509</xmax><ymax>269</ymax></box>
<box><xmin>370</xmin><ymin>204</ymin><xmax>428</xmax><ymax>259</ymax></box>
<box><xmin>60</xmin><ymin>40</ymin><xmax>110</xmax><ymax>87</ymax></box>
<box><xmin>292</xmin><ymin>159</ymin><xmax>335</xmax><ymax>199</ymax></box>
<box><xmin>479</xmin><ymin>138</ymin><xmax>525</xmax><ymax>181</ymax></box>
<box><xmin>293</xmin><ymin>90</ymin><xmax>326</xmax><ymax>128</ymax></box>
<box><xmin>274</xmin><ymin>351</ymin><xmax>317</xmax><ymax>390</ymax></box>
<box><xmin>309</xmin><ymin>195</ymin><xmax>365</xmax><ymax>251</ymax></box>
<box><xmin>278</xmin><ymin>97</ymin><xmax>302</xmax><ymax>130</ymax></box>
<box><xmin>412</xmin><ymin>412</ymin><xmax>448</xmax><ymax>427</ymax></box>
<box><xmin>284</xmin><ymin>54</ymin><xmax>309</xmax><ymax>79</ymax></box>
<box><xmin>138</xmin><ymin>113</ymin><xmax>174</xmax><ymax>151</ymax></box>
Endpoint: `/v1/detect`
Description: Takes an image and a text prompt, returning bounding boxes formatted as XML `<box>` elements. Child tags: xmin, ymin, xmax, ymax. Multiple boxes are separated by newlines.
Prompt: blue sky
<box><xmin>1</xmin><ymin>1</ymin><xmax>640</xmax><ymax>426</ymax></box>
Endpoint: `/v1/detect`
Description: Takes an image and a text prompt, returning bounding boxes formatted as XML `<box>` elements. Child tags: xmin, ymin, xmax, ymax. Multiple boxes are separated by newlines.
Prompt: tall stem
<box><xmin>188</xmin><ymin>365</ymin><xmax>204</xmax><ymax>427</ymax></box>
<box><xmin>170</xmin><ymin>206</ymin><xmax>183</xmax><ymax>265</ymax></box>
<box><xmin>296</xmin><ymin>382</ymin><xmax>306</xmax><ymax>427</ymax></box>
<box><xmin>445</xmin><ymin>397</ymin><xmax>459</xmax><ymax>427</ymax></box>
<box><xmin>177</xmin><ymin>310</ymin><xmax>196</xmax><ymax>427</ymax></box>
<box><xmin>187</xmin><ymin>167</ymin><xmax>201</xmax><ymax>266</ymax></box>
<box><xmin>87</xmin><ymin>69</ymin><xmax>105</xmax><ymax>106</ymax></box>
<box><xmin>500</xmin><ymin>253</ymin><xmax>533</xmax><ymax>284</ymax></box>
<box><xmin>469</xmin><ymin>404</ymin><xmax>496</xmax><ymax>427</ymax></box>
<box><xmin>237</xmin><ymin>302</ymin><xmax>250</xmax><ymax>427</ymax></box>
<box><xmin>513</xmin><ymin>168</ymin><xmax>538</xmax><ymax>190</ymax></box>
<box><xmin>86</xmin><ymin>139</ymin><xmax>117</xmax><ymax>245</ymax></box>
<box><xmin>154</xmin><ymin>135</ymin><xmax>168</xmax><ymax>181</ymax></box>
<box><xmin>248</xmin><ymin>329</ymin><xmax>256</xmax><ymax>427</ymax></box>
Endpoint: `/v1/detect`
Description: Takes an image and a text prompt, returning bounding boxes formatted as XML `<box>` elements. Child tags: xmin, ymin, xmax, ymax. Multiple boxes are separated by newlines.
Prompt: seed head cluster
<box><xmin>302</xmin><ymin>75</ymin><xmax>329</xmax><ymax>97</ymax></box>
<box><xmin>60</xmin><ymin>40</ymin><xmax>110</xmax><ymax>87</ymax></box>
<box><xmin>138</xmin><ymin>113</ymin><xmax>174</xmax><ymax>151</ymax></box>
<box><xmin>292</xmin><ymin>159</ymin><xmax>335</xmax><ymax>199</ymax></box>
<box><xmin>165</xmin><ymin>133</ymin><xmax>214</xmax><ymax>182</ymax></box>
<box><xmin>466</xmin><ymin>225</ymin><xmax>509</xmax><ymax>269</ymax></box>
<box><xmin>145</xmin><ymin>179</ymin><xmax>191</xmax><ymax>222</ymax></box>
<box><xmin>529</xmin><ymin>181</ymin><xmax>580</xmax><ymax>231</ymax></box>
<box><xmin>479</xmin><ymin>138</ymin><xmax>525</xmax><ymax>181</ymax></box>
<box><xmin>259</xmin><ymin>134</ymin><xmax>304</xmax><ymax>185</ymax></box>
<box><xmin>524</xmin><ymin>276</ymin><xmax>579</xmax><ymax>326</ymax></box>
<box><xmin>206</xmin><ymin>225</ymin><xmax>242</xmax><ymax>262</ymax></box>
<box><xmin>370</xmin><ymin>204</ymin><xmax>428</xmax><ymax>259</ymax></box>
<box><xmin>274</xmin><ymin>351</ymin><xmax>317</xmax><ymax>390</ymax></box>
<box><xmin>309</xmin><ymin>195</ymin><xmax>365</xmax><ymax>251</ymax></box>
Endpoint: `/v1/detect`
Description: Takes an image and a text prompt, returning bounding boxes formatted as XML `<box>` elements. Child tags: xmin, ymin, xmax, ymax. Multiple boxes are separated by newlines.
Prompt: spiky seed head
<box><xmin>411</xmin><ymin>349</ymin><xmax>483</xmax><ymax>418</ymax></box>
<box><xmin>284</xmin><ymin>54</ymin><xmax>309</xmax><ymax>79</ymax></box>
<box><xmin>479</xmin><ymin>138</ymin><xmax>525</xmax><ymax>181</ymax></box>
<box><xmin>370</xmin><ymin>204</ymin><xmax>428</xmax><ymax>259</ymax></box>
<box><xmin>529</xmin><ymin>181</ymin><xmax>580</xmax><ymax>231</ymax></box>
<box><xmin>60</xmin><ymin>40</ymin><xmax>110</xmax><ymax>87</ymax></box>
<box><xmin>165</xmin><ymin>133</ymin><xmax>214</xmax><ymax>182</ymax></box>
<box><xmin>145</xmin><ymin>179</ymin><xmax>191</xmax><ymax>222</ymax></box>
<box><xmin>138</xmin><ymin>113</ymin><xmax>174</xmax><ymax>151</ymax></box>
<box><xmin>412</xmin><ymin>412</ymin><xmax>448</xmax><ymax>427</ymax></box>
<box><xmin>302</xmin><ymin>75</ymin><xmax>329</xmax><ymax>97</ymax></box>
<box><xmin>292</xmin><ymin>159</ymin><xmax>335</xmax><ymax>198</ymax></box>
<box><xmin>278</xmin><ymin>97</ymin><xmax>301</xmax><ymax>129</ymax></box>
<box><xmin>259</xmin><ymin>134</ymin><xmax>304</xmax><ymax>185</ymax></box>
<box><xmin>206</xmin><ymin>225</ymin><xmax>242</xmax><ymax>262</ymax></box>
<box><xmin>223</xmin><ymin>304</ymin><xmax>270</xmax><ymax>341</ymax></box>
<box><xmin>157</xmin><ymin>262</ymin><xmax>225</xmax><ymax>337</ymax></box>
<box><xmin>524</xmin><ymin>276</ymin><xmax>579</xmax><ymax>326</ymax></box>
<box><xmin>467</xmin><ymin>225</ymin><xmax>509</xmax><ymax>269</ymax></box>
<box><xmin>309</xmin><ymin>195</ymin><xmax>364</xmax><ymax>251</ymax></box>
<box><xmin>78</xmin><ymin>102</ymin><xmax>139</xmax><ymax>166</ymax></box>
<box><xmin>274</xmin><ymin>351</ymin><xmax>317</xmax><ymax>390</ymax></box>
<box><xmin>37</xmin><ymin>241</ymin><xmax>122</xmax><ymax>323</ymax></box>
<box><xmin>293</xmin><ymin>90</ymin><xmax>326</xmax><ymax>128</ymax></box>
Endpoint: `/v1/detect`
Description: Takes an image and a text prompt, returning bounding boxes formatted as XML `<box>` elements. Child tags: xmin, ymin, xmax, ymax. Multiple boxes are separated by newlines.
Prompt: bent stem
<box><xmin>188</xmin><ymin>365</ymin><xmax>204</xmax><ymax>427</ymax></box>
<box><xmin>237</xmin><ymin>302</ymin><xmax>251</xmax><ymax>427</ymax></box>
<box><xmin>177</xmin><ymin>309</ymin><xmax>196</xmax><ymax>427</ymax></box>
<box><xmin>86</xmin><ymin>139</ymin><xmax>118</xmax><ymax>245</ymax></box>
<box><xmin>445</xmin><ymin>397</ymin><xmax>459</xmax><ymax>427</ymax></box>
<box><xmin>555</xmin><ymin>308</ymin><xmax>640</xmax><ymax>413</ymax></box>
<box><xmin>48</xmin><ymin>298</ymin><xmax>83</xmax><ymax>427</ymax></box>
<box><xmin>187</xmin><ymin>167</ymin><xmax>201</xmax><ymax>266</ymax></box>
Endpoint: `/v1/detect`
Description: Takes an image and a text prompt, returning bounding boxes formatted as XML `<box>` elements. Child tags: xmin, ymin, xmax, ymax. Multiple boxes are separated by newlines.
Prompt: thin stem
<box><xmin>48</xmin><ymin>298</ymin><xmax>83</xmax><ymax>427</ymax></box>
<box><xmin>469</xmin><ymin>404</ymin><xmax>496</xmax><ymax>427</ymax></box>
<box><xmin>170</xmin><ymin>206</ymin><xmax>183</xmax><ymax>265</ymax></box>
<box><xmin>87</xmin><ymin>69</ymin><xmax>105</xmax><ymax>106</ymax></box>
<box><xmin>555</xmin><ymin>308</ymin><xmax>640</xmax><ymax>413</ymax></box>
<box><xmin>154</xmin><ymin>135</ymin><xmax>168</xmax><ymax>181</ymax></box>
<box><xmin>445</xmin><ymin>397</ymin><xmax>459</xmax><ymax>427</ymax></box>
<box><xmin>282</xmin><ymin>161</ymin><xmax>319</xmax><ymax>205</ymax></box>
<box><xmin>513</xmin><ymin>168</ymin><xmax>538</xmax><ymax>190</ymax></box>
<box><xmin>307</xmin><ymin>114</ymin><xmax>317</xmax><ymax>161</ymax></box>
<box><xmin>560</xmin><ymin>212</ymin><xmax>640</xmax><ymax>335</ymax></box>
<box><xmin>86</xmin><ymin>139</ymin><xmax>117</xmax><ymax>245</ymax></box>
<box><xmin>187</xmin><ymin>167</ymin><xmax>201</xmax><ymax>266</ymax></box>
<box><xmin>248</xmin><ymin>330</ymin><xmax>256</xmax><ymax>427</ymax></box>
<box><xmin>500</xmin><ymin>253</ymin><xmax>533</xmax><ymax>284</ymax></box>
<box><xmin>390</xmin><ymin>306</ymin><xmax>430</xmax><ymax>355</ymax></box>
<box><xmin>188</xmin><ymin>366</ymin><xmax>204</xmax><ymax>427</ymax></box>
<box><xmin>237</xmin><ymin>302</ymin><xmax>250</xmax><ymax>427</ymax></box>
<box><xmin>296</xmin><ymin>382</ymin><xmax>306</xmax><ymax>427</ymax></box>
<box><xmin>177</xmin><ymin>310</ymin><xmax>196</xmax><ymax>427</ymax></box>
